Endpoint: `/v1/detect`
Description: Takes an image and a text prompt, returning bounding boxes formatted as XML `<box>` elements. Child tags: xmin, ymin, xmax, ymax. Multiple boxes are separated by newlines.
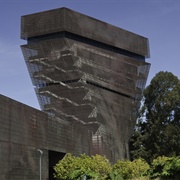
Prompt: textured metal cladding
<box><xmin>21</xmin><ymin>8</ymin><xmax>65</xmax><ymax>39</ymax></box>
<box><xmin>20</xmin><ymin>33</ymin><xmax>150</xmax><ymax>163</ymax></box>
<box><xmin>21</xmin><ymin>8</ymin><xmax>149</xmax><ymax>57</ymax></box>
<box><xmin>0</xmin><ymin>94</ymin><xmax>92</xmax><ymax>178</ymax></box>
<box><xmin>0</xmin><ymin>7</ymin><xmax>150</xmax><ymax>179</ymax></box>
<box><xmin>0</xmin><ymin>95</ymin><xmax>48</xmax><ymax>179</ymax></box>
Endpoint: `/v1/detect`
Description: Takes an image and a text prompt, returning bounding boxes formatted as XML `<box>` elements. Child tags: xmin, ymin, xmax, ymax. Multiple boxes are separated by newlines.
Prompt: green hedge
<box><xmin>150</xmin><ymin>156</ymin><xmax>180</xmax><ymax>179</ymax></box>
<box><xmin>54</xmin><ymin>154</ymin><xmax>180</xmax><ymax>180</ymax></box>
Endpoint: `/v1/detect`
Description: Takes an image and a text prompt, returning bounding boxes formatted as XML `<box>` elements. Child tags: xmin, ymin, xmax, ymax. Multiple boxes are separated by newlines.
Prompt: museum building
<box><xmin>0</xmin><ymin>7</ymin><xmax>150</xmax><ymax>179</ymax></box>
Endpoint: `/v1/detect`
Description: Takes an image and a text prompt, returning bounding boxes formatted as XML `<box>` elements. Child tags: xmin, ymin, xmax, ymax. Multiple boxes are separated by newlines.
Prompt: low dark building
<box><xmin>0</xmin><ymin>95</ymin><xmax>92</xmax><ymax>179</ymax></box>
<box><xmin>0</xmin><ymin>7</ymin><xmax>150</xmax><ymax>179</ymax></box>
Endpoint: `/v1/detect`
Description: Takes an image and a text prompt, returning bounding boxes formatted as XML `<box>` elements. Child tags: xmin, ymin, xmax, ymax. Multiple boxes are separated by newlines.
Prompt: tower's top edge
<box><xmin>21</xmin><ymin>7</ymin><xmax>150</xmax><ymax>58</ymax></box>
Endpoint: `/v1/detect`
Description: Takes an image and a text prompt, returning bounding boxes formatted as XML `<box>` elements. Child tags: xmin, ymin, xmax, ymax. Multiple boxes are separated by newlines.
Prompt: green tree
<box><xmin>54</xmin><ymin>153</ymin><xmax>112</xmax><ymax>180</ymax></box>
<box><xmin>130</xmin><ymin>71</ymin><xmax>180</xmax><ymax>162</ymax></box>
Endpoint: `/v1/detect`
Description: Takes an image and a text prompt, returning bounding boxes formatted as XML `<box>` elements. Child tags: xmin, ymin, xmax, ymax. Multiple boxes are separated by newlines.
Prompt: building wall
<box><xmin>0</xmin><ymin>7</ymin><xmax>150</xmax><ymax>179</ymax></box>
<box><xmin>0</xmin><ymin>95</ymin><xmax>91</xmax><ymax>179</ymax></box>
<box><xmin>21</xmin><ymin>7</ymin><xmax>149</xmax><ymax>58</ymax></box>
<box><xmin>20</xmin><ymin>7</ymin><xmax>150</xmax><ymax>163</ymax></box>
<box><xmin>21</xmin><ymin>36</ymin><xmax>150</xmax><ymax>162</ymax></box>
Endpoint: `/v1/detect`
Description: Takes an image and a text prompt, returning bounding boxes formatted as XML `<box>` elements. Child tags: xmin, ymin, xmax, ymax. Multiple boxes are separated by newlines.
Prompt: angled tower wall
<box><xmin>21</xmin><ymin>7</ymin><xmax>150</xmax><ymax>162</ymax></box>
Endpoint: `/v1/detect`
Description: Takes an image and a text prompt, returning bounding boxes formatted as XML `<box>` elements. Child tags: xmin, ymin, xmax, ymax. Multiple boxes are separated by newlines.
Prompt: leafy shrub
<box><xmin>132</xmin><ymin>158</ymin><xmax>150</xmax><ymax>178</ymax></box>
<box><xmin>108</xmin><ymin>171</ymin><xmax>123</xmax><ymax>180</ymax></box>
<box><xmin>54</xmin><ymin>153</ymin><xmax>76</xmax><ymax>179</ymax></box>
<box><xmin>150</xmin><ymin>156</ymin><xmax>180</xmax><ymax>179</ymax></box>
<box><xmin>112</xmin><ymin>158</ymin><xmax>150</xmax><ymax>179</ymax></box>
<box><xmin>112</xmin><ymin>160</ymin><xmax>132</xmax><ymax>179</ymax></box>
<box><xmin>54</xmin><ymin>153</ymin><xmax>180</xmax><ymax>180</ymax></box>
<box><xmin>54</xmin><ymin>153</ymin><xmax>112</xmax><ymax>180</ymax></box>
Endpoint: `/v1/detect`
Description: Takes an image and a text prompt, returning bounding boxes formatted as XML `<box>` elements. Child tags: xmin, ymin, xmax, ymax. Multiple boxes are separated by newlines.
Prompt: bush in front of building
<box><xmin>150</xmin><ymin>156</ymin><xmax>180</xmax><ymax>180</ymax></box>
<box><xmin>54</xmin><ymin>154</ymin><xmax>180</xmax><ymax>180</ymax></box>
<box><xmin>112</xmin><ymin>158</ymin><xmax>150</xmax><ymax>180</ymax></box>
<box><xmin>54</xmin><ymin>153</ymin><xmax>112</xmax><ymax>180</ymax></box>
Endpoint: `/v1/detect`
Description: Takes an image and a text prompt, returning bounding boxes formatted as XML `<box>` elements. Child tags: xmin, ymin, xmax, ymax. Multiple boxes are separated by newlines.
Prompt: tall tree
<box><xmin>130</xmin><ymin>71</ymin><xmax>180</xmax><ymax>162</ymax></box>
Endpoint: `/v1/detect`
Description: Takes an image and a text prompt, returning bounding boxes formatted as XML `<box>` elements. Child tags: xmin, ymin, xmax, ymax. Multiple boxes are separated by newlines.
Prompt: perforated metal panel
<box><xmin>0</xmin><ymin>95</ymin><xmax>92</xmax><ymax>179</ymax></box>
<box><xmin>21</xmin><ymin>8</ymin><xmax>150</xmax><ymax>58</ymax></box>
<box><xmin>0</xmin><ymin>7</ymin><xmax>150</xmax><ymax>179</ymax></box>
<box><xmin>21</xmin><ymin>8</ymin><xmax>150</xmax><ymax>163</ymax></box>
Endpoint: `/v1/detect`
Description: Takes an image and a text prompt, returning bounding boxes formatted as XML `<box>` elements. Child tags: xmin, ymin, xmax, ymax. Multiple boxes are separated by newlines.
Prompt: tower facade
<box><xmin>21</xmin><ymin>7</ymin><xmax>150</xmax><ymax>162</ymax></box>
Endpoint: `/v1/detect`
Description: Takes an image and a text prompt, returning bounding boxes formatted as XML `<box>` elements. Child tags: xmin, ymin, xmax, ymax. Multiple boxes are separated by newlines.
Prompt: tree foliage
<box><xmin>54</xmin><ymin>153</ymin><xmax>179</xmax><ymax>180</ymax></box>
<box><xmin>54</xmin><ymin>153</ymin><xmax>112</xmax><ymax>180</ymax></box>
<box><xmin>112</xmin><ymin>158</ymin><xmax>150</xmax><ymax>179</ymax></box>
<box><xmin>150</xmin><ymin>156</ymin><xmax>180</xmax><ymax>179</ymax></box>
<box><xmin>130</xmin><ymin>71</ymin><xmax>180</xmax><ymax>162</ymax></box>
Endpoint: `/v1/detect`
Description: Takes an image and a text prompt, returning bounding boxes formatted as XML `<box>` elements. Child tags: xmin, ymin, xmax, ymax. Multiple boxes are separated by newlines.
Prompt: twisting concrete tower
<box><xmin>21</xmin><ymin>7</ymin><xmax>150</xmax><ymax>162</ymax></box>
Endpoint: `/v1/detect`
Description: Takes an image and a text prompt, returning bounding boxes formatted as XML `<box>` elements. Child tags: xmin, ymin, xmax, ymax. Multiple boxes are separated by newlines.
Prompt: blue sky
<box><xmin>0</xmin><ymin>0</ymin><xmax>180</xmax><ymax>109</ymax></box>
